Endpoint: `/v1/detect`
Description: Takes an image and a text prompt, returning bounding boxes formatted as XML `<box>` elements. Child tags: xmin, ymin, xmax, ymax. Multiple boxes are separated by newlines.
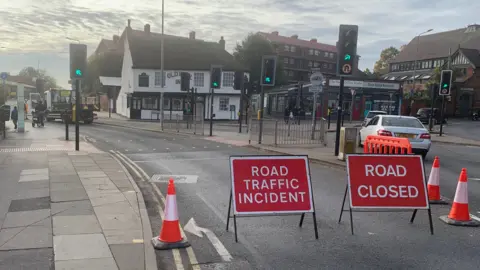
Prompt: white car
<box><xmin>358</xmin><ymin>115</ymin><xmax>432</xmax><ymax>158</ymax></box>
<box><xmin>362</xmin><ymin>110</ymin><xmax>387</xmax><ymax>126</ymax></box>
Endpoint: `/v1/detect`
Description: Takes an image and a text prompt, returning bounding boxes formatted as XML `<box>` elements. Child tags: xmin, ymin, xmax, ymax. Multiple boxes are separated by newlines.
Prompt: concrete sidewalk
<box><xmin>0</xmin><ymin>122</ymin><xmax>157</xmax><ymax>270</ymax></box>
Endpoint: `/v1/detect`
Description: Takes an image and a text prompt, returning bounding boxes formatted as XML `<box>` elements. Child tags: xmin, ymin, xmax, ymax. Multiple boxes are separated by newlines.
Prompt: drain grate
<box><xmin>0</xmin><ymin>147</ymin><xmax>71</xmax><ymax>153</ymax></box>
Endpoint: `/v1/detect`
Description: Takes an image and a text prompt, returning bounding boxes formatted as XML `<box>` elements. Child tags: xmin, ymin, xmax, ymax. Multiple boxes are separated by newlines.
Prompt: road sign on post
<box><xmin>339</xmin><ymin>154</ymin><xmax>433</xmax><ymax>235</ymax></box>
<box><xmin>0</xmin><ymin>72</ymin><xmax>8</xmax><ymax>80</ymax></box>
<box><xmin>226</xmin><ymin>155</ymin><xmax>318</xmax><ymax>242</ymax></box>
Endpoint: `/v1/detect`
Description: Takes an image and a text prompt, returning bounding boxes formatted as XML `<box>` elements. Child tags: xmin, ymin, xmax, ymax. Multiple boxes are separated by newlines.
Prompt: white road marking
<box><xmin>216</xmin><ymin>145</ymin><xmax>220</xmax><ymax>148</ymax></box>
<box><xmin>184</xmin><ymin>218</ymin><xmax>232</xmax><ymax>262</ymax></box>
<box><xmin>151</xmin><ymin>174</ymin><xmax>198</xmax><ymax>184</ymax></box>
<box><xmin>166</xmin><ymin>148</ymin><xmax>170</xmax><ymax>150</ymax></box>
<box><xmin>153</xmin><ymin>148</ymin><xmax>156</xmax><ymax>151</ymax></box>
<box><xmin>133</xmin><ymin>157</ymin><xmax>224</xmax><ymax>163</ymax></box>
<box><xmin>192</xmin><ymin>147</ymin><xmax>196</xmax><ymax>149</ymax></box>
<box><xmin>139</xmin><ymin>149</ymin><xmax>143</xmax><ymax>151</ymax></box>
<box><xmin>204</xmin><ymin>146</ymin><xmax>207</xmax><ymax>149</ymax></box>
<box><xmin>469</xmin><ymin>178</ymin><xmax>480</xmax><ymax>181</ymax></box>
<box><xmin>470</xmin><ymin>214</ymin><xmax>480</xmax><ymax>222</ymax></box>
<box><xmin>111</xmin><ymin>151</ymin><xmax>200</xmax><ymax>270</ymax></box>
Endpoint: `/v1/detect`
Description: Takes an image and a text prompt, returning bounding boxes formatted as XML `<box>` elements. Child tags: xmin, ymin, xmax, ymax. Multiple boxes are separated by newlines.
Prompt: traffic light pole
<box><xmin>439</xmin><ymin>96</ymin><xmax>445</xmax><ymax>136</ymax></box>
<box><xmin>209</xmin><ymin>88</ymin><xmax>214</xmax><ymax>136</ymax></box>
<box><xmin>239</xmin><ymin>87</ymin><xmax>244</xmax><ymax>133</ymax></box>
<box><xmin>334</xmin><ymin>77</ymin><xmax>345</xmax><ymax>156</ymax></box>
<box><xmin>75</xmin><ymin>79</ymin><xmax>80</xmax><ymax>151</ymax></box>
<box><xmin>258</xmin><ymin>85</ymin><xmax>265</xmax><ymax>144</ymax></box>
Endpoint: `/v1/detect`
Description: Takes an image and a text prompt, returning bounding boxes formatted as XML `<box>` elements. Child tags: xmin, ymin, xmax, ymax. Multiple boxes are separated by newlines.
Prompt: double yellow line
<box><xmin>110</xmin><ymin>150</ymin><xmax>200</xmax><ymax>270</ymax></box>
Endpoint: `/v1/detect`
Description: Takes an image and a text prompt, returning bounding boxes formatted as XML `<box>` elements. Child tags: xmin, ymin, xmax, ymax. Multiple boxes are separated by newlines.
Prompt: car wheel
<box><xmin>358</xmin><ymin>133</ymin><xmax>363</xmax><ymax>147</ymax></box>
<box><xmin>421</xmin><ymin>152</ymin><xmax>428</xmax><ymax>160</ymax></box>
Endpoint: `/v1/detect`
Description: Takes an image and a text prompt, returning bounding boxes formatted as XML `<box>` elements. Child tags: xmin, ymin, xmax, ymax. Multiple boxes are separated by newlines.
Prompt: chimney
<box><xmin>113</xmin><ymin>35</ymin><xmax>120</xmax><ymax>43</ymax></box>
<box><xmin>219</xmin><ymin>36</ymin><xmax>225</xmax><ymax>50</ymax></box>
<box><xmin>144</xmin><ymin>24</ymin><xmax>150</xmax><ymax>33</ymax></box>
<box><xmin>271</xmin><ymin>31</ymin><xmax>279</xmax><ymax>36</ymax></box>
<box><xmin>189</xmin><ymin>31</ymin><xmax>195</xmax><ymax>39</ymax></box>
<box><xmin>310</xmin><ymin>38</ymin><xmax>317</xmax><ymax>43</ymax></box>
<box><xmin>127</xmin><ymin>19</ymin><xmax>131</xmax><ymax>28</ymax></box>
<box><xmin>291</xmin><ymin>34</ymin><xmax>298</xmax><ymax>39</ymax></box>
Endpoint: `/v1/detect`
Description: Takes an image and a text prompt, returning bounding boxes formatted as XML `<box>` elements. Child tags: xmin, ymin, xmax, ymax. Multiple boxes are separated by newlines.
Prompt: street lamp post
<box><xmin>411</xmin><ymin>29</ymin><xmax>433</xmax><ymax>115</ymax></box>
<box><xmin>160</xmin><ymin>0</ymin><xmax>165</xmax><ymax>131</ymax></box>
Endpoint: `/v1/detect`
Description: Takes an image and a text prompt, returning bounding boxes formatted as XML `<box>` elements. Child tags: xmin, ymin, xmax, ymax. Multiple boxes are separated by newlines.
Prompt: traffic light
<box><xmin>233</xmin><ymin>71</ymin><xmax>244</xmax><ymax>90</ymax></box>
<box><xmin>439</xmin><ymin>70</ymin><xmax>452</xmax><ymax>96</ymax></box>
<box><xmin>337</xmin><ymin>24</ymin><xmax>358</xmax><ymax>76</ymax></box>
<box><xmin>261</xmin><ymin>55</ymin><xmax>276</xmax><ymax>86</ymax></box>
<box><xmin>69</xmin><ymin>44</ymin><xmax>87</xmax><ymax>79</ymax></box>
<box><xmin>211</xmin><ymin>66</ymin><xmax>222</xmax><ymax>88</ymax></box>
<box><xmin>180</xmin><ymin>72</ymin><xmax>191</xmax><ymax>91</ymax></box>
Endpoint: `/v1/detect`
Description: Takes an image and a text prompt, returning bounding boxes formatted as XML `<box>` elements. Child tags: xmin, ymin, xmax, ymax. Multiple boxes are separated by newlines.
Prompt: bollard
<box><xmin>176</xmin><ymin>114</ymin><xmax>179</xmax><ymax>133</ymax></box>
<box><xmin>327</xmin><ymin>113</ymin><xmax>331</xmax><ymax>130</ymax></box>
<box><xmin>287</xmin><ymin>118</ymin><xmax>291</xmax><ymax>137</ymax></box>
<box><xmin>274</xmin><ymin>120</ymin><xmax>278</xmax><ymax>146</ymax></box>
<box><xmin>65</xmin><ymin>110</ymin><xmax>69</xmax><ymax>141</ymax></box>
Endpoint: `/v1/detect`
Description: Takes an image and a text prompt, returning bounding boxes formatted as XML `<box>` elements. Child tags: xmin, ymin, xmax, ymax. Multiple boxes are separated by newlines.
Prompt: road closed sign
<box><xmin>347</xmin><ymin>155</ymin><xmax>428</xmax><ymax>209</ymax></box>
<box><xmin>230</xmin><ymin>156</ymin><xmax>314</xmax><ymax>215</ymax></box>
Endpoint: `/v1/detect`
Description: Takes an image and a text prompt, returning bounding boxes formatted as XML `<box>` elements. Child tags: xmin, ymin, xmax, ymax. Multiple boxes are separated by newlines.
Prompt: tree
<box><xmin>373</xmin><ymin>46</ymin><xmax>400</xmax><ymax>75</ymax></box>
<box><xmin>233</xmin><ymin>33</ymin><xmax>286</xmax><ymax>88</ymax></box>
<box><xmin>18</xmin><ymin>67</ymin><xmax>57</xmax><ymax>93</ymax></box>
<box><xmin>83</xmin><ymin>55</ymin><xmax>103</xmax><ymax>96</ymax></box>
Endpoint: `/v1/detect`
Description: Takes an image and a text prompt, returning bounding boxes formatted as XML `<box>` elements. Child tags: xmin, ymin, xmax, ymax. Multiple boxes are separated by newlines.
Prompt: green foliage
<box><xmin>233</xmin><ymin>33</ymin><xmax>286</xmax><ymax>88</ymax></box>
<box><xmin>374</xmin><ymin>46</ymin><xmax>400</xmax><ymax>74</ymax></box>
<box><xmin>18</xmin><ymin>67</ymin><xmax>57</xmax><ymax>93</ymax></box>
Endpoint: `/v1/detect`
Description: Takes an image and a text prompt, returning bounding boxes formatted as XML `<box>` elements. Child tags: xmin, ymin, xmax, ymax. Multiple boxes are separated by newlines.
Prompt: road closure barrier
<box><xmin>363</xmin><ymin>135</ymin><xmax>412</xmax><ymax>154</ymax></box>
<box><xmin>227</xmin><ymin>155</ymin><xmax>318</xmax><ymax>242</ymax></box>
<box><xmin>339</xmin><ymin>154</ymin><xmax>433</xmax><ymax>235</ymax></box>
<box><xmin>440</xmin><ymin>168</ymin><xmax>480</xmax><ymax>227</ymax></box>
<box><xmin>427</xmin><ymin>156</ymin><xmax>448</xmax><ymax>205</ymax></box>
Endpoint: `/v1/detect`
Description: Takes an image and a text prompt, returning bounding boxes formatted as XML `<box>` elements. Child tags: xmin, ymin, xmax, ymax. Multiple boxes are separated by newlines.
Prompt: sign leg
<box><xmin>410</xmin><ymin>209</ymin><xmax>418</xmax><ymax>223</ymax></box>
<box><xmin>312</xmin><ymin>212</ymin><xmax>319</xmax><ymax>239</ymax></box>
<box><xmin>339</xmin><ymin>184</ymin><xmax>348</xmax><ymax>223</ymax></box>
<box><xmin>349</xmin><ymin>206</ymin><xmax>354</xmax><ymax>235</ymax></box>
<box><xmin>226</xmin><ymin>190</ymin><xmax>232</xmax><ymax>231</ymax></box>
<box><xmin>299</xmin><ymin>213</ymin><xmax>305</xmax><ymax>227</ymax></box>
<box><xmin>233</xmin><ymin>214</ymin><xmax>238</xmax><ymax>243</ymax></box>
<box><xmin>427</xmin><ymin>209</ymin><xmax>434</xmax><ymax>235</ymax></box>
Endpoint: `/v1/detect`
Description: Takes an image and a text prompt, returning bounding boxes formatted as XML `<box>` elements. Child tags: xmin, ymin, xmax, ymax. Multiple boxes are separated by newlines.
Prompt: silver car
<box><xmin>358</xmin><ymin>115</ymin><xmax>432</xmax><ymax>158</ymax></box>
<box><xmin>362</xmin><ymin>110</ymin><xmax>387</xmax><ymax>126</ymax></box>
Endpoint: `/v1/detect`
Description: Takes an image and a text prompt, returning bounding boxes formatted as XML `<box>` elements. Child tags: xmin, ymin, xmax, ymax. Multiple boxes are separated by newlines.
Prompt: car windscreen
<box><xmin>382</xmin><ymin>117</ymin><xmax>424</xmax><ymax>128</ymax></box>
<box><xmin>366</xmin><ymin>111</ymin><xmax>386</xmax><ymax>118</ymax></box>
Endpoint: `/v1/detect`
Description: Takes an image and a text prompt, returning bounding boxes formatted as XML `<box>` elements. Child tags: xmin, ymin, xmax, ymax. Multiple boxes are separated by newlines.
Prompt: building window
<box><xmin>284</xmin><ymin>70</ymin><xmax>289</xmax><ymax>76</ymax></box>
<box><xmin>329</xmin><ymin>53</ymin><xmax>334</xmax><ymax>58</ymax></box>
<box><xmin>219</xmin><ymin>97</ymin><xmax>229</xmax><ymax>111</ymax></box>
<box><xmin>329</xmin><ymin>63</ymin><xmax>333</xmax><ymax>69</ymax></box>
<box><xmin>289</xmin><ymin>58</ymin><xmax>295</xmax><ymax>64</ymax></box>
<box><xmin>277</xmin><ymin>96</ymin><xmax>285</xmax><ymax>111</ymax></box>
<box><xmin>222</xmin><ymin>72</ymin><xmax>234</xmax><ymax>87</ymax></box>
<box><xmin>284</xmin><ymin>45</ymin><xmax>290</xmax><ymax>51</ymax></box>
<box><xmin>139</xmin><ymin>73</ymin><xmax>149</xmax><ymax>87</ymax></box>
<box><xmin>142</xmin><ymin>97</ymin><xmax>158</xmax><ymax>110</ymax></box>
<box><xmin>154</xmin><ymin>72</ymin><xmax>165</xmax><ymax>86</ymax></box>
<box><xmin>309</xmin><ymin>49</ymin><xmax>314</xmax><ymax>55</ymax></box>
<box><xmin>290</xmin><ymin>46</ymin><xmax>296</xmax><ymax>52</ymax></box>
<box><xmin>284</xmin><ymin>57</ymin><xmax>289</xmax><ymax>64</ymax></box>
<box><xmin>314</xmin><ymin>62</ymin><xmax>319</xmax><ymax>68</ymax></box>
<box><xmin>288</xmin><ymin>71</ymin><xmax>294</xmax><ymax>76</ymax></box>
<box><xmin>314</xmin><ymin>50</ymin><xmax>319</xmax><ymax>56</ymax></box>
<box><xmin>308</xmin><ymin>61</ymin><xmax>313</xmax><ymax>67</ymax></box>
<box><xmin>163</xmin><ymin>98</ymin><xmax>170</xmax><ymax>110</ymax></box>
<box><xmin>323</xmin><ymin>52</ymin><xmax>328</xmax><ymax>57</ymax></box>
<box><xmin>172</xmin><ymin>98</ymin><xmax>182</xmax><ymax>111</ymax></box>
<box><xmin>323</xmin><ymin>63</ymin><xmax>327</xmax><ymax>68</ymax></box>
<box><xmin>194</xmin><ymin>72</ymin><xmax>204</xmax><ymax>87</ymax></box>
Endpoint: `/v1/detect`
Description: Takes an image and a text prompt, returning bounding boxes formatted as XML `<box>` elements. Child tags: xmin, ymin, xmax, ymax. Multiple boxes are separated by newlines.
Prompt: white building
<box><xmin>114</xmin><ymin>21</ymin><xmax>247</xmax><ymax>120</ymax></box>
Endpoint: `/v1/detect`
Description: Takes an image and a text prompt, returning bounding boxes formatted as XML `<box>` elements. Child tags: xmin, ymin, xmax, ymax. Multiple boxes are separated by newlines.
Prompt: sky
<box><xmin>0</xmin><ymin>0</ymin><xmax>479</xmax><ymax>89</ymax></box>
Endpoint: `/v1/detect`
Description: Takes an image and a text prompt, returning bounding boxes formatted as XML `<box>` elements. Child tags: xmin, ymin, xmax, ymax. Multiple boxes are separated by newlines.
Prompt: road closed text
<box><xmin>347</xmin><ymin>155</ymin><xmax>428</xmax><ymax>209</ymax></box>
<box><xmin>231</xmin><ymin>157</ymin><xmax>314</xmax><ymax>214</ymax></box>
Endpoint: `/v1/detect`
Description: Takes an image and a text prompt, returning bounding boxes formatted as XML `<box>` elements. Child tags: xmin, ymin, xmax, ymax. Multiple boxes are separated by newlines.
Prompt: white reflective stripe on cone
<box><xmin>164</xmin><ymin>195</ymin><xmax>179</xmax><ymax>221</ymax></box>
<box><xmin>453</xmin><ymin>182</ymin><xmax>469</xmax><ymax>204</ymax></box>
<box><xmin>428</xmin><ymin>168</ymin><xmax>440</xmax><ymax>186</ymax></box>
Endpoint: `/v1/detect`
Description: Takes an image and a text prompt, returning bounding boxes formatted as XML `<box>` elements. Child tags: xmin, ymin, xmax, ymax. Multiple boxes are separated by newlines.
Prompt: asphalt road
<box><xmin>440</xmin><ymin>119</ymin><xmax>480</xmax><ymax>141</ymax></box>
<box><xmin>56</xmin><ymin>122</ymin><xmax>480</xmax><ymax>270</ymax></box>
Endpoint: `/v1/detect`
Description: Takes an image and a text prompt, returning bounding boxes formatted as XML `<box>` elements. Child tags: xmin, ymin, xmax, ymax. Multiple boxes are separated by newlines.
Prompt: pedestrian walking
<box><xmin>11</xmin><ymin>106</ymin><xmax>18</xmax><ymax>130</ymax></box>
<box><xmin>24</xmin><ymin>101</ymin><xmax>29</xmax><ymax>120</ymax></box>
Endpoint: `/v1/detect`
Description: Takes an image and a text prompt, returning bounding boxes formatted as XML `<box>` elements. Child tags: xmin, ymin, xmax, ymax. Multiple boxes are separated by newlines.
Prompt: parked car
<box><xmin>416</xmin><ymin>108</ymin><xmax>446</xmax><ymax>125</ymax></box>
<box><xmin>362</xmin><ymin>110</ymin><xmax>387</xmax><ymax>126</ymax></box>
<box><xmin>358</xmin><ymin>115</ymin><xmax>431</xmax><ymax>158</ymax></box>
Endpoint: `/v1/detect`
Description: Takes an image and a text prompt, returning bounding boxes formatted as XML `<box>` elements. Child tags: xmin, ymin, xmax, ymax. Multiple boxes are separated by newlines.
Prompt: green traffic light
<box><xmin>265</xmin><ymin>77</ymin><xmax>271</xmax><ymax>83</ymax></box>
<box><xmin>213</xmin><ymin>82</ymin><xmax>218</xmax><ymax>87</ymax></box>
<box><xmin>75</xmin><ymin>69</ymin><xmax>82</xmax><ymax>76</ymax></box>
<box><xmin>443</xmin><ymin>83</ymin><xmax>448</xmax><ymax>88</ymax></box>
<box><xmin>344</xmin><ymin>54</ymin><xmax>351</xmax><ymax>61</ymax></box>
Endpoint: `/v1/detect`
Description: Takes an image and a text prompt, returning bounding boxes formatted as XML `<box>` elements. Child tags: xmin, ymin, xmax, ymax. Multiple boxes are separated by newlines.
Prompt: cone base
<box><xmin>151</xmin><ymin>237</ymin><xmax>191</xmax><ymax>250</ymax></box>
<box><xmin>429</xmin><ymin>199</ymin><xmax>449</xmax><ymax>205</ymax></box>
<box><xmin>439</xmin><ymin>215</ymin><xmax>480</xmax><ymax>227</ymax></box>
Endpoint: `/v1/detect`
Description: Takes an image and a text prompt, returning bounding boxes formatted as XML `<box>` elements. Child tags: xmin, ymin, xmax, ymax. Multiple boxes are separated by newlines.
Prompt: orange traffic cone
<box><xmin>440</xmin><ymin>168</ymin><xmax>480</xmax><ymax>227</ymax></box>
<box><xmin>152</xmin><ymin>178</ymin><xmax>191</xmax><ymax>249</ymax></box>
<box><xmin>427</xmin><ymin>156</ymin><xmax>448</xmax><ymax>205</ymax></box>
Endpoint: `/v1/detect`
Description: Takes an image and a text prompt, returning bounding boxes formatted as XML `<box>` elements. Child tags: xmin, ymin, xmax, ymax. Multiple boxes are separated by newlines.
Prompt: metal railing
<box><xmin>162</xmin><ymin>113</ymin><xmax>205</xmax><ymax>135</ymax></box>
<box><xmin>249</xmin><ymin>116</ymin><xmax>328</xmax><ymax>146</ymax></box>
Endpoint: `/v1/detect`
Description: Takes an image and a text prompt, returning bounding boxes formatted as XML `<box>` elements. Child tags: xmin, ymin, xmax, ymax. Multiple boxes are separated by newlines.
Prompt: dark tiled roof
<box><xmin>459</xmin><ymin>48</ymin><xmax>480</xmax><ymax>67</ymax></box>
<box><xmin>97</xmin><ymin>51</ymin><xmax>123</xmax><ymax>77</ymax></box>
<box><xmin>391</xmin><ymin>26</ymin><xmax>480</xmax><ymax>63</ymax></box>
<box><xmin>127</xmin><ymin>29</ymin><xmax>246</xmax><ymax>71</ymax></box>
<box><xmin>258</xmin><ymin>32</ymin><xmax>337</xmax><ymax>53</ymax></box>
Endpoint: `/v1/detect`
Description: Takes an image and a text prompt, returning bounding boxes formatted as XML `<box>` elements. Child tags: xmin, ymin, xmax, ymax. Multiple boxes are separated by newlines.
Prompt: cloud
<box><xmin>1</xmin><ymin>0</ymin><xmax>479</xmax><ymax>87</ymax></box>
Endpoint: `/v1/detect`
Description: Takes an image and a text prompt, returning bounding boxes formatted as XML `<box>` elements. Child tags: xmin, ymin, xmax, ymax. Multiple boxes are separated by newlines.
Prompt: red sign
<box><xmin>230</xmin><ymin>156</ymin><xmax>314</xmax><ymax>215</ymax></box>
<box><xmin>347</xmin><ymin>155</ymin><xmax>428</xmax><ymax>209</ymax></box>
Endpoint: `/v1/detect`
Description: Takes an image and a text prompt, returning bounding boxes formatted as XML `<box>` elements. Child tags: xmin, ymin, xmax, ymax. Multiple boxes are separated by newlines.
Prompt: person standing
<box><xmin>24</xmin><ymin>101</ymin><xmax>29</xmax><ymax>120</ymax></box>
<box><xmin>11</xmin><ymin>106</ymin><xmax>18</xmax><ymax>130</ymax></box>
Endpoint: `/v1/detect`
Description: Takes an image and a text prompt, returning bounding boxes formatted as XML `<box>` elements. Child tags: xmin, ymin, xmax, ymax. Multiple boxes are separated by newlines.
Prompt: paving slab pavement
<box><xmin>0</xmin><ymin>121</ymin><xmax>157</xmax><ymax>270</ymax></box>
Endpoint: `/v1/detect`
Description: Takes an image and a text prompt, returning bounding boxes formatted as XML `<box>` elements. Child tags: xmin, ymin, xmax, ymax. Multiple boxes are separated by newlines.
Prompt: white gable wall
<box><xmin>116</xmin><ymin>37</ymin><xmax>134</xmax><ymax>118</ymax></box>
